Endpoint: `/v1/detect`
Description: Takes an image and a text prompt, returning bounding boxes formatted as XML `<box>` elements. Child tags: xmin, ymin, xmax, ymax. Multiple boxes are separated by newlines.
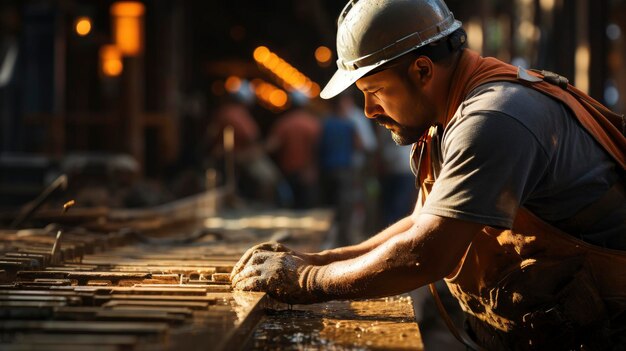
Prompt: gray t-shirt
<box><xmin>421</xmin><ymin>82</ymin><xmax>626</xmax><ymax>249</ymax></box>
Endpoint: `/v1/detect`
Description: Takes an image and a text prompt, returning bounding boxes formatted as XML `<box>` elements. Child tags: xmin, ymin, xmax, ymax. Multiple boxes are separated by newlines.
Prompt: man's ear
<box><xmin>411</xmin><ymin>56</ymin><xmax>433</xmax><ymax>84</ymax></box>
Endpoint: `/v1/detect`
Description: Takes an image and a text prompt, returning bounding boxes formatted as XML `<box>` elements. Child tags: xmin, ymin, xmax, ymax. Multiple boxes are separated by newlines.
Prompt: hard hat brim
<box><xmin>320</xmin><ymin>62</ymin><xmax>383</xmax><ymax>99</ymax></box>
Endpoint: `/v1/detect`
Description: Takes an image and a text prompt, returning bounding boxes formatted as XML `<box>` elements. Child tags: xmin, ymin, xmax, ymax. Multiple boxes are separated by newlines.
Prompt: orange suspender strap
<box><xmin>445</xmin><ymin>49</ymin><xmax>626</xmax><ymax>172</ymax></box>
<box><xmin>472</xmin><ymin>74</ymin><xmax>625</xmax><ymax>172</ymax></box>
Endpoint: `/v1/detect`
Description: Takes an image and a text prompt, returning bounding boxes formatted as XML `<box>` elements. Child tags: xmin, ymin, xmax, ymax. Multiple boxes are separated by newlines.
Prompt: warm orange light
<box><xmin>104</xmin><ymin>61</ymin><xmax>123</xmax><ymax>76</ymax></box>
<box><xmin>315</xmin><ymin>46</ymin><xmax>332</xmax><ymax>65</ymax></box>
<box><xmin>257</xmin><ymin>83</ymin><xmax>269</xmax><ymax>95</ymax></box>
<box><xmin>575</xmin><ymin>45</ymin><xmax>590</xmax><ymax>93</ymax></box>
<box><xmin>284</xmin><ymin>67</ymin><xmax>295</xmax><ymax>79</ymax></box>
<box><xmin>225</xmin><ymin>76</ymin><xmax>242</xmax><ymax>93</ymax></box>
<box><xmin>275</xmin><ymin>61</ymin><xmax>289</xmax><ymax>76</ymax></box>
<box><xmin>249</xmin><ymin>79</ymin><xmax>289</xmax><ymax>111</ymax></box>
<box><xmin>265</xmin><ymin>53</ymin><xmax>279</xmax><ymax>70</ymax></box>
<box><xmin>111</xmin><ymin>2</ymin><xmax>145</xmax><ymax>56</ymax></box>
<box><xmin>262</xmin><ymin>90</ymin><xmax>272</xmax><ymax>101</ymax></box>
<box><xmin>307</xmin><ymin>83</ymin><xmax>321</xmax><ymax>98</ymax></box>
<box><xmin>300</xmin><ymin>81</ymin><xmax>312</xmax><ymax>94</ymax></box>
<box><xmin>253</xmin><ymin>46</ymin><xmax>319</xmax><ymax>101</ymax></box>
<box><xmin>293</xmin><ymin>74</ymin><xmax>306</xmax><ymax>87</ymax></box>
<box><xmin>75</xmin><ymin>17</ymin><xmax>92</xmax><ymax>36</ymax></box>
<box><xmin>253</xmin><ymin>81</ymin><xmax>266</xmax><ymax>93</ymax></box>
<box><xmin>269</xmin><ymin>90</ymin><xmax>288</xmax><ymax>107</ymax></box>
<box><xmin>466</xmin><ymin>19</ymin><xmax>483</xmax><ymax>53</ymax></box>
<box><xmin>253</xmin><ymin>46</ymin><xmax>270</xmax><ymax>63</ymax></box>
<box><xmin>111</xmin><ymin>1</ymin><xmax>145</xmax><ymax>16</ymax></box>
<box><xmin>100</xmin><ymin>45</ymin><xmax>123</xmax><ymax>77</ymax></box>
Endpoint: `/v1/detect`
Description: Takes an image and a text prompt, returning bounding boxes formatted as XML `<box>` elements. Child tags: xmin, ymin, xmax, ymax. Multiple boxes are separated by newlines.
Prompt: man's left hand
<box><xmin>231</xmin><ymin>250</ymin><xmax>320</xmax><ymax>304</ymax></box>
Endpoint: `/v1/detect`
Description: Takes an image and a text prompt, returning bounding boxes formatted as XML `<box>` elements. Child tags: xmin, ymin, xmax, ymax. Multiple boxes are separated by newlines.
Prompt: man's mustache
<box><xmin>374</xmin><ymin>114</ymin><xmax>398</xmax><ymax>128</ymax></box>
<box><xmin>373</xmin><ymin>114</ymin><xmax>428</xmax><ymax>146</ymax></box>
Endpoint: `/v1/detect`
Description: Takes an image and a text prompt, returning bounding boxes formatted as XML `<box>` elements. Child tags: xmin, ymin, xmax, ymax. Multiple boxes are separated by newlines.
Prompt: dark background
<box><xmin>0</xmin><ymin>0</ymin><xmax>624</xmax><ymax>204</ymax></box>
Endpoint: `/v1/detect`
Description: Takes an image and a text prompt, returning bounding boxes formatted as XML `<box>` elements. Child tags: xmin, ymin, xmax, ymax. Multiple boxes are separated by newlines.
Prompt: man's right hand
<box><xmin>231</xmin><ymin>242</ymin><xmax>291</xmax><ymax>281</ymax></box>
<box><xmin>230</xmin><ymin>242</ymin><xmax>331</xmax><ymax>281</ymax></box>
<box><xmin>230</xmin><ymin>249</ymin><xmax>323</xmax><ymax>304</ymax></box>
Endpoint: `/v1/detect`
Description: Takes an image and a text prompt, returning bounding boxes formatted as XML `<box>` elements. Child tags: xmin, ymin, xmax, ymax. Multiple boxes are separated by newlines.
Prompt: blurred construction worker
<box><xmin>319</xmin><ymin>96</ymin><xmax>362</xmax><ymax>246</ymax></box>
<box><xmin>266</xmin><ymin>102</ymin><xmax>321</xmax><ymax>209</ymax></box>
<box><xmin>206</xmin><ymin>96</ymin><xmax>280</xmax><ymax>202</ymax></box>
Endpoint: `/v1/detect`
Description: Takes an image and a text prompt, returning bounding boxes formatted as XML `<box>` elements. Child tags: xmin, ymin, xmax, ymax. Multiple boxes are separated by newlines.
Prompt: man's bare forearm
<box><xmin>308</xmin><ymin>216</ymin><xmax>414</xmax><ymax>264</ymax></box>
<box><xmin>303</xmin><ymin>214</ymin><xmax>483</xmax><ymax>301</ymax></box>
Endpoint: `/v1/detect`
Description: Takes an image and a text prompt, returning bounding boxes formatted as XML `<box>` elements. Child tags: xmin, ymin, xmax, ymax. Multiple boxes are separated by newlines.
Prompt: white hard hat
<box><xmin>320</xmin><ymin>0</ymin><xmax>462</xmax><ymax>99</ymax></box>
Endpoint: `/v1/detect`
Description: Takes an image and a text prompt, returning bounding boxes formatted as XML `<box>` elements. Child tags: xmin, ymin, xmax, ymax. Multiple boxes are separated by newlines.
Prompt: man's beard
<box><xmin>390</xmin><ymin>131</ymin><xmax>416</xmax><ymax>146</ymax></box>
<box><xmin>375</xmin><ymin>115</ymin><xmax>424</xmax><ymax>146</ymax></box>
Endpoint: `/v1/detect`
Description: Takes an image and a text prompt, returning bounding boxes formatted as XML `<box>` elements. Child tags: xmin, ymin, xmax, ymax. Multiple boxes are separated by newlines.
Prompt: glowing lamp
<box><xmin>253</xmin><ymin>46</ymin><xmax>270</xmax><ymax>63</ymax></box>
<box><xmin>315</xmin><ymin>46</ymin><xmax>332</xmax><ymax>66</ymax></box>
<box><xmin>269</xmin><ymin>90</ymin><xmax>288</xmax><ymax>107</ymax></box>
<box><xmin>100</xmin><ymin>45</ymin><xmax>123</xmax><ymax>77</ymax></box>
<box><xmin>110</xmin><ymin>1</ymin><xmax>145</xmax><ymax>56</ymax></box>
<box><xmin>307</xmin><ymin>83</ymin><xmax>321</xmax><ymax>98</ymax></box>
<box><xmin>225</xmin><ymin>76</ymin><xmax>242</xmax><ymax>93</ymax></box>
<box><xmin>75</xmin><ymin>17</ymin><xmax>92</xmax><ymax>36</ymax></box>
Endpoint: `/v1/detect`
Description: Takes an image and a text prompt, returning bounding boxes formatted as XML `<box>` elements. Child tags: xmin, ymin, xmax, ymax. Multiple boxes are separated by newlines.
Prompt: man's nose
<box><xmin>363</xmin><ymin>96</ymin><xmax>382</xmax><ymax>119</ymax></box>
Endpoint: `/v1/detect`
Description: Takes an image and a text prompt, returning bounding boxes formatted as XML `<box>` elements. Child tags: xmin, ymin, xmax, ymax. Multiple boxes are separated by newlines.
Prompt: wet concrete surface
<box><xmin>250</xmin><ymin>295</ymin><xmax>423</xmax><ymax>350</ymax></box>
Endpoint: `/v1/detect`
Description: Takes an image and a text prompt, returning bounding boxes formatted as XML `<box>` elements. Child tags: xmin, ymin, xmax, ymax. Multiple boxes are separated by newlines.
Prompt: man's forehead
<box><xmin>356</xmin><ymin>71</ymin><xmax>388</xmax><ymax>91</ymax></box>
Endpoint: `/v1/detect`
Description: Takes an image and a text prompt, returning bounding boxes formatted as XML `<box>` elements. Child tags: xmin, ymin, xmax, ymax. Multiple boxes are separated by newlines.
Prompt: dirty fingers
<box><xmin>231</xmin><ymin>250</ymin><xmax>320</xmax><ymax>304</ymax></box>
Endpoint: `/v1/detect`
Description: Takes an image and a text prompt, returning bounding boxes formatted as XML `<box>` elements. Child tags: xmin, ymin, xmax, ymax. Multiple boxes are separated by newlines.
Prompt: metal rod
<box><xmin>223</xmin><ymin>125</ymin><xmax>236</xmax><ymax>193</ymax></box>
<box><xmin>11</xmin><ymin>174</ymin><xmax>68</xmax><ymax>229</ymax></box>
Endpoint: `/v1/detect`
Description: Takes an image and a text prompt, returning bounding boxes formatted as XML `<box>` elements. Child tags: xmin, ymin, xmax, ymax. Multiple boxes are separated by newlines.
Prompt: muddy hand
<box><xmin>231</xmin><ymin>250</ymin><xmax>319</xmax><ymax>304</ymax></box>
<box><xmin>230</xmin><ymin>241</ymin><xmax>294</xmax><ymax>281</ymax></box>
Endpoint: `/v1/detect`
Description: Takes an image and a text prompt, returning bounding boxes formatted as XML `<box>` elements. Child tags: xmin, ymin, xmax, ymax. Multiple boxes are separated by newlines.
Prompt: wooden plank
<box><xmin>0</xmin><ymin>320</ymin><xmax>169</xmax><ymax>334</ymax></box>
<box><xmin>17</xmin><ymin>271</ymin><xmax>152</xmax><ymax>280</ymax></box>
<box><xmin>11</xmin><ymin>333</ymin><xmax>138</xmax><ymax>345</ymax></box>
<box><xmin>108</xmin><ymin>266</ymin><xmax>217</xmax><ymax>275</ymax></box>
<box><xmin>102</xmin><ymin>300</ymin><xmax>209</xmax><ymax>310</ymax></box>
<box><xmin>51</xmin><ymin>307</ymin><xmax>187</xmax><ymax>323</ymax></box>
<box><xmin>17</xmin><ymin>281</ymin><xmax>72</xmax><ymax>287</ymax></box>
<box><xmin>0</xmin><ymin>289</ymin><xmax>90</xmax><ymax>297</ymax></box>
<box><xmin>105</xmin><ymin>305</ymin><xmax>193</xmax><ymax>316</ymax></box>
<box><xmin>0</xmin><ymin>257</ymin><xmax>41</xmax><ymax>268</ymax></box>
<box><xmin>0</xmin><ymin>261</ymin><xmax>26</xmax><ymax>269</ymax></box>
<box><xmin>95</xmin><ymin>294</ymin><xmax>219</xmax><ymax>303</ymax></box>
<box><xmin>211</xmin><ymin>273</ymin><xmax>231</xmax><ymax>282</ymax></box>
<box><xmin>0</xmin><ymin>207</ymin><xmax>334</xmax><ymax>351</ymax></box>
<box><xmin>252</xmin><ymin>296</ymin><xmax>423</xmax><ymax>350</ymax></box>
<box><xmin>0</xmin><ymin>344</ymin><xmax>121</xmax><ymax>351</ymax></box>
<box><xmin>0</xmin><ymin>295</ymin><xmax>69</xmax><ymax>302</ymax></box>
<box><xmin>0</xmin><ymin>301</ymin><xmax>64</xmax><ymax>307</ymax></box>
<box><xmin>95</xmin><ymin>309</ymin><xmax>186</xmax><ymax>323</ymax></box>
<box><xmin>33</xmin><ymin>279</ymin><xmax>73</xmax><ymax>286</ymax></box>
<box><xmin>0</xmin><ymin>302</ymin><xmax>59</xmax><ymax>319</ymax></box>
<box><xmin>110</xmin><ymin>287</ymin><xmax>209</xmax><ymax>295</ymax></box>
<box><xmin>5</xmin><ymin>253</ymin><xmax>48</xmax><ymax>266</ymax></box>
<box><xmin>131</xmin><ymin>284</ymin><xmax>215</xmax><ymax>288</ymax></box>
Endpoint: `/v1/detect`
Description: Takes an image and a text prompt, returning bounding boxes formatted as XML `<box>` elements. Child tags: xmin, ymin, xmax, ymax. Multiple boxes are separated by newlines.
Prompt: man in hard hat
<box><xmin>231</xmin><ymin>0</ymin><xmax>626</xmax><ymax>349</ymax></box>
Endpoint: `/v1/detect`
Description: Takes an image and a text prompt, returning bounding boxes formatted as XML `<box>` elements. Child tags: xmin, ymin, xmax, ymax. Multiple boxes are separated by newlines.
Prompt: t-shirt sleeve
<box><xmin>421</xmin><ymin>111</ymin><xmax>550</xmax><ymax>228</ymax></box>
